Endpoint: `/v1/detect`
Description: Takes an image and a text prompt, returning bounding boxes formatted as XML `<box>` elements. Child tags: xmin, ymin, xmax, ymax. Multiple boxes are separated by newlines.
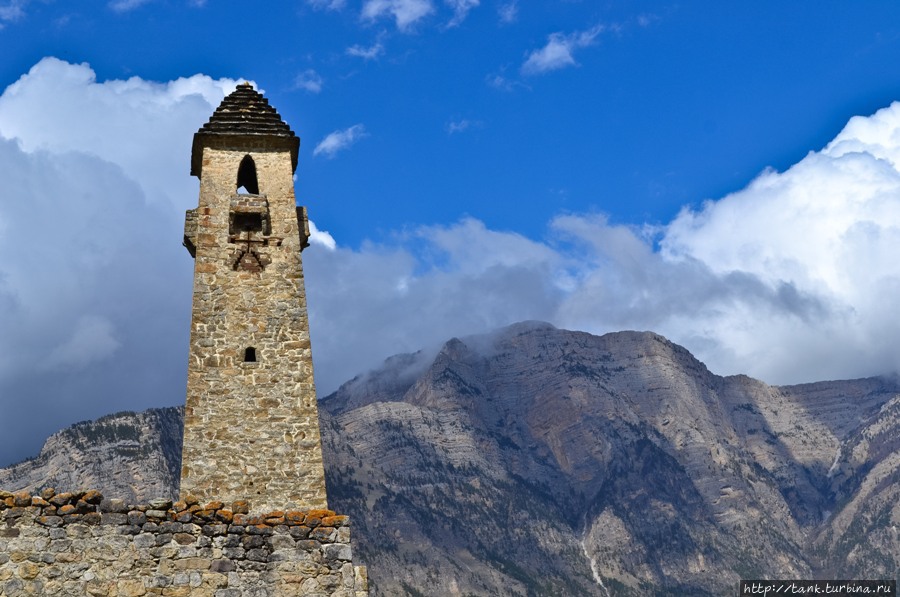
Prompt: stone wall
<box><xmin>0</xmin><ymin>489</ymin><xmax>367</xmax><ymax>596</ymax></box>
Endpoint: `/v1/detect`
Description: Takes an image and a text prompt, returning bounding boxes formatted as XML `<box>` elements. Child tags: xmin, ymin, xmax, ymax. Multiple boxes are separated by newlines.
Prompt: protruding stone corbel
<box><xmin>183</xmin><ymin>209</ymin><xmax>198</xmax><ymax>258</ymax></box>
<box><xmin>296</xmin><ymin>206</ymin><xmax>310</xmax><ymax>251</ymax></box>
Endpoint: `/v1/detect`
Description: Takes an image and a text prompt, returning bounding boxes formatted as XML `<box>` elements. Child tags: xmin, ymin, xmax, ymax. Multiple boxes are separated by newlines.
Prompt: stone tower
<box><xmin>181</xmin><ymin>83</ymin><xmax>328</xmax><ymax>512</ymax></box>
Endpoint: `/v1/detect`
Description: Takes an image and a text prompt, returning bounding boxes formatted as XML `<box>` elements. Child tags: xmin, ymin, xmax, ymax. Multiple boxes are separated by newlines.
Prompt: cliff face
<box><xmin>1</xmin><ymin>323</ymin><xmax>897</xmax><ymax>595</ymax></box>
<box><xmin>0</xmin><ymin>408</ymin><xmax>182</xmax><ymax>504</ymax></box>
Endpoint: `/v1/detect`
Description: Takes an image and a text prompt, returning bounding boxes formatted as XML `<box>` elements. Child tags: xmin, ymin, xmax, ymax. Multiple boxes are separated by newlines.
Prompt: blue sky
<box><xmin>3</xmin><ymin>1</ymin><xmax>900</xmax><ymax>465</ymax></box>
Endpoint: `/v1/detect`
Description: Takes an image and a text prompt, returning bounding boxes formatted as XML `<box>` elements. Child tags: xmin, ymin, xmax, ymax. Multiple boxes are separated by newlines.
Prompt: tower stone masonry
<box><xmin>181</xmin><ymin>83</ymin><xmax>328</xmax><ymax>512</ymax></box>
<box><xmin>0</xmin><ymin>83</ymin><xmax>367</xmax><ymax>596</ymax></box>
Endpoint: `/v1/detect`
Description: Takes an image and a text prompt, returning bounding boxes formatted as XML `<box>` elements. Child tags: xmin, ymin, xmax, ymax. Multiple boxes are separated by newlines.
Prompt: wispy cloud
<box><xmin>108</xmin><ymin>0</ymin><xmax>152</xmax><ymax>12</ymax></box>
<box><xmin>446</xmin><ymin>118</ymin><xmax>481</xmax><ymax>134</ymax></box>
<box><xmin>313</xmin><ymin>124</ymin><xmax>368</xmax><ymax>158</ymax></box>
<box><xmin>521</xmin><ymin>24</ymin><xmax>605</xmax><ymax>76</ymax></box>
<box><xmin>0</xmin><ymin>0</ymin><xmax>27</xmax><ymax>26</ymax></box>
<box><xmin>307</xmin><ymin>0</ymin><xmax>346</xmax><ymax>10</ymax></box>
<box><xmin>446</xmin><ymin>119</ymin><xmax>471</xmax><ymax>134</ymax></box>
<box><xmin>444</xmin><ymin>0</ymin><xmax>478</xmax><ymax>27</ymax></box>
<box><xmin>497</xmin><ymin>0</ymin><xmax>517</xmax><ymax>24</ymax></box>
<box><xmin>486</xmin><ymin>71</ymin><xmax>528</xmax><ymax>92</ymax></box>
<box><xmin>294</xmin><ymin>69</ymin><xmax>324</xmax><ymax>94</ymax></box>
<box><xmin>362</xmin><ymin>0</ymin><xmax>434</xmax><ymax>31</ymax></box>
<box><xmin>347</xmin><ymin>42</ymin><xmax>386</xmax><ymax>60</ymax></box>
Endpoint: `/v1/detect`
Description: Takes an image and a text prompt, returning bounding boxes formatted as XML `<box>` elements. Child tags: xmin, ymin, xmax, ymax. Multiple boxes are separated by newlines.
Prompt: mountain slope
<box><xmin>1</xmin><ymin>322</ymin><xmax>897</xmax><ymax>595</ymax></box>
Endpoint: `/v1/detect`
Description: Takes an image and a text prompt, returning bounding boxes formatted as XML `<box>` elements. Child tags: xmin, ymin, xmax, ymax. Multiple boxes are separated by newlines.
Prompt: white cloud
<box><xmin>444</xmin><ymin>0</ymin><xmax>478</xmax><ymax>27</ymax></box>
<box><xmin>294</xmin><ymin>69</ymin><xmax>324</xmax><ymax>94</ymax></box>
<box><xmin>5</xmin><ymin>55</ymin><xmax>900</xmax><ymax>472</ymax></box>
<box><xmin>346</xmin><ymin>42</ymin><xmax>385</xmax><ymax>60</ymax></box>
<box><xmin>521</xmin><ymin>24</ymin><xmax>605</xmax><ymax>76</ymax></box>
<box><xmin>304</xmin><ymin>103</ymin><xmax>900</xmax><ymax>392</ymax></box>
<box><xmin>497</xmin><ymin>0</ymin><xmax>517</xmax><ymax>24</ymax></box>
<box><xmin>0</xmin><ymin>57</ymin><xmax>237</xmax><ymax>464</ymax></box>
<box><xmin>313</xmin><ymin>124</ymin><xmax>368</xmax><ymax>158</ymax></box>
<box><xmin>0</xmin><ymin>0</ymin><xmax>27</xmax><ymax>25</ymax></box>
<box><xmin>362</xmin><ymin>0</ymin><xmax>434</xmax><ymax>31</ymax></box>
<box><xmin>446</xmin><ymin>119</ymin><xmax>471</xmax><ymax>134</ymax></box>
<box><xmin>108</xmin><ymin>0</ymin><xmax>152</xmax><ymax>12</ymax></box>
<box><xmin>309</xmin><ymin>220</ymin><xmax>337</xmax><ymax>250</ymax></box>
<box><xmin>0</xmin><ymin>58</ymin><xmax>241</xmax><ymax>211</ymax></box>
<box><xmin>307</xmin><ymin>0</ymin><xmax>346</xmax><ymax>9</ymax></box>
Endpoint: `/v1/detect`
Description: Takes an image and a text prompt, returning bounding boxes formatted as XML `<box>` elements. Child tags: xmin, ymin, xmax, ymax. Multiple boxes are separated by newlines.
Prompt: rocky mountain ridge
<box><xmin>1</xmin><ymin>322</ymin><xmax>897</xmax><ymax>595</ymax></box>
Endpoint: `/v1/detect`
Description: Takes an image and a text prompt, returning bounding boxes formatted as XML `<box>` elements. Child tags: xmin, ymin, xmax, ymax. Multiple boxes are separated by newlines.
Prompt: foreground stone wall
<box><xmin>0</xmin><ymin>489</ymin><xmax>367</xmax><ymax>596</ymax></box>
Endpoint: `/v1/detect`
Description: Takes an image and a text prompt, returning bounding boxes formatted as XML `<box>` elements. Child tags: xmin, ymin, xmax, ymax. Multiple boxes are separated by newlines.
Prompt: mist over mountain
<box><xmin>2</xmin><ymin>323</ymin><xmax>897</xmax><ymax>595</ymax></box>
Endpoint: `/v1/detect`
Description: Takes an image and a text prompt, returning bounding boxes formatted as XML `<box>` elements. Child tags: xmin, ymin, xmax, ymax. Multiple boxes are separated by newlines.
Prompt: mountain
<box><xmin>0</xmin><ymin>407</ymin><xmax>182</xmax><ymax>503</ymax></box>
<box><xmin>1</xmin><ymin>322</ymin><xmax>898</xmax><ymax>595</ymax></box>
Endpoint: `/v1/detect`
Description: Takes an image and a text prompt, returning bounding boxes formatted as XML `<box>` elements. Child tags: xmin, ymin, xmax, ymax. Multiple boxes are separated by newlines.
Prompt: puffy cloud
<box><xmin>304</xmin><ymin>218</ymin><xmax>563</xmax><ymax>392</ymax></box>
<box><xmin>294</xmin><ymin>69</ymin><xmax>324</xmax><ymax>94</ymax></box>
<box><xmin>0</xmin><ymin>58</ymin><xmax>238</xmax><ymax>464</ymax></box>
<box><xmin>313</xmin><ymin>124</ymin><xmax>368</xmax><ymax>158</ymax></box>
<box><xmin>4</xmin><ymin>56</ymin><xmax>900</xmax><ymax>474</ymax></box>
<box><xmin>655</xmin><ymin>103</ymin><xmax>900</xmax><ymax>382</ymax></box>
<box><xmin>309</xmin><ymin>220</ymin><xmax>337</xmax><ymax>250</ymax></box>
<box><xmin>521</xmin><ymin>24</ymin><xmax>605</xmax><ymax>76</ymax></box>
<box><xmin>362</xmin><ymin>0</ymin><xmax>433</xmax><ymax>31</ymax></box>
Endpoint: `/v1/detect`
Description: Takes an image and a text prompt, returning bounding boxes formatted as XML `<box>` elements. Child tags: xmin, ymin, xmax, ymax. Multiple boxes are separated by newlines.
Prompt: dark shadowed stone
<box><xmin>246</xmin><ymin>548</ymin><xmax>269</xmax><ymax>562</ymax></box>
<box><xmin>210</xmin><ymin>559</ymin><xmax>236</xmax><ymax>573</ymax></box>
<box><xmin>49</xmin><ymin>492</ymin><xmax>73</xmax><ymax>507</ymax></box>
<box><xmin>101</xmin><ymin>513</ymin><xmax>127</xmax><ymax>525</ymax></box>
<box><xmin>82</xmin><ymin>512</ymin><xmax>101</xmax><ymax>525</ymax></box>
<box><xmin>241</xmin><ymin>536</ymin><xmax>265</xmax><ymax>549</ymax></box>
<box><xmin>158</xmin><ymin>521</ymin><xmax>183</xmax><ymax>534</ymax></box>
<box><xmin>310</xmin><ymin>527</ymin><xmax>335</xmax><ymax>542</ymax></box>
<box><xmin>99</xmin><ymin>498</ymin><xmax>127</xmax><ymax>513</ymax></box>
<box><xmin>323</xmin><ymin>544</ymin><xmax>352</xmax><ymax>562</ymax></box>
<box><xmin>36</xmin><ymin>516</ymin><xmax>63</xmax><ymax>528</ymax></box>
<box><xmin>81</xmin><ymin>490</ymin><xmax>103</xmax><ymax>504</ymax></box>
<box><xmin>201</xmin><ymin>524</ymin><xmax>227</xmax><ymax>536</ymax></box>
<box><xmin>127</xmin><ymin>511</ymin><xmax>147</xmax><ymax>526</ymax></box>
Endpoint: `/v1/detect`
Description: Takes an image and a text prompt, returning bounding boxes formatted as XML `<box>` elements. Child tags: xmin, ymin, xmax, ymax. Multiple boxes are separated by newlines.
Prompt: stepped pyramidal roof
<box><xmin>191</xmin><ymin>82</ymin><xmax>300</xmax><ymax>176</ymax></box>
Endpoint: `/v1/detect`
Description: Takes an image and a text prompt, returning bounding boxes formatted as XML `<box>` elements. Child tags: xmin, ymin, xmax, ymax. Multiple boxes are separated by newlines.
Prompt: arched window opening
<box><xmin>236</xmin><ymin>155</ymin><xmax>259</xmax><ymax>195</ymax></box>
<box><xmin>243</xmin><ymin>347</ymin><xmax>257</xmax><ymax>362</ymax></box>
